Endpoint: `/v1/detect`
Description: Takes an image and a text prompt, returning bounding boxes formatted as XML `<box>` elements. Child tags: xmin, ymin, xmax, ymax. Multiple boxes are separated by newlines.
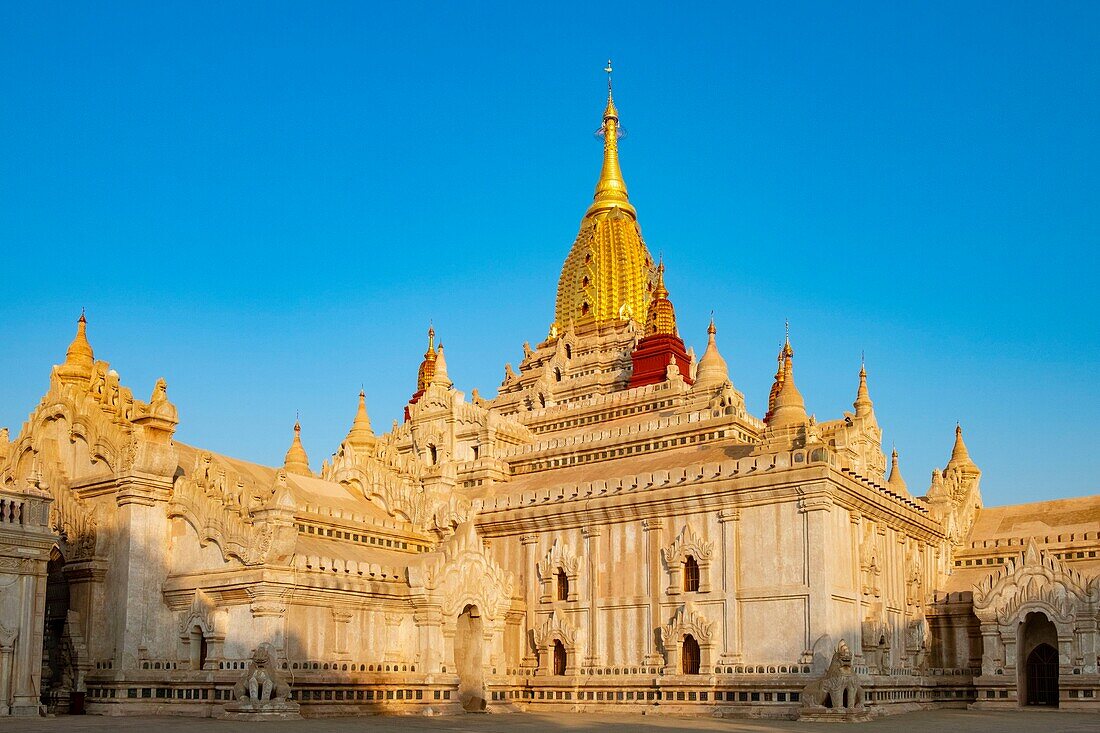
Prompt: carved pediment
<box><xmin>410</xmin><ymin>518</ymin><xmax>515</xmax><ymax>621</ymax></box>
<box><xmin>973</xmin><ymin>537</ymin><xmax>1098</xmax><ymax>625</ymax></box>
<box><xmin>660</xmin><ymin>525</ymin><xmax>713</xmax><ymax>566</ymax></box>
<box><xmin>537</xmin><ymin>538</ymin><xmax>581</xmax><ymax>579</ymax></box>
<box><xmin>660</xmin><ymin>603</ymin><xmax>715</xmax><ymax>646</ymax></box>
<box><xmin>533</xmin><ymin>609</ymin><xmax>579</xmax><ymax>651</ymax></box>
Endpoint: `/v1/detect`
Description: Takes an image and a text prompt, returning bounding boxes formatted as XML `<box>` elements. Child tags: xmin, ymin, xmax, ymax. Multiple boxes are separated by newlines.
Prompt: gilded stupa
<box><xmin>554</xmin><ymin>62</ymin><xmax>656</xmax><ymax>332</ymax></box>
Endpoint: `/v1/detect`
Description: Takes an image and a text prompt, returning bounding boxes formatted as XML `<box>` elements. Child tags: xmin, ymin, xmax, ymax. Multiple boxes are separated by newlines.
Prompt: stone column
<box><xmin>247</xmin><ymin>585</ymin><xmax>289</xmax><ymax>655</ymax></box>
<box><xmin>520</xmin><ymin>533</ymin><xmax>538</xmax><ymax>667</ymax></box>
<box><xmin>642</xmin><ymin>519</ymin><xmax>663</xmax><ymax>667</ymax></box>
<box><xmin>717</xmin><ymin>509</ymin><xmax>740</xmax><ymax>664</ymax></box>
<box><xmin>331</xmin><ymin>610</ymin><xmax>352</xmax><ymax>661</ymax></box>
<box><xmin>0</xmin><ymin>625</ymin><xmax>16</xmax><ymax>715</ymax></box>
<box><xmin>582</xmin><ymin>525</ymin><xmax>602</xmax><ymax>668</ymax></box>
<box><xmin>112</xmin><ymin>477</ymin><xmax>173</xmax><ymax>669</ymax></box>
<box><xmin>383</xmin><ymin>613</ymin><xmax>403</xmax><ymax>664</ymax></box>
<box><xmin>979</xmin><ymin>622</ymin><xmax>1002</xmax><ymax>675</ymax></box>
<box><xmin>10</xmin><ymin>568</ymin><xmax>45</xmax><ymax>715</ymax></box>
<box><xmin>414</xmin><ymin>607</ymin><xmax>444</xmax><ymax>673</ymax></box>
<box><xmin>799</xmin><ymin>493</ymin><xmax>832</xmax><ymax>663</ymax></box>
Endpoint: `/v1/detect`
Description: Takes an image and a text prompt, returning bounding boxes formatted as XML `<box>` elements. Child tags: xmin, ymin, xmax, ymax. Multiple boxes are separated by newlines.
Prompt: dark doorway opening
<box><xmin>682</xmin><ymin>634</ymin><xmax>700</xmax><ymax>675</ymax></box>
<box><xmin>1026</xmin><ymin>643</ymin><xmax>1058</xmax><ymax>706</ymax></box>
<box><xmin>552</xmin><ymin>640</ymin><xmax>567</xmax><ymax>676</ymax></box>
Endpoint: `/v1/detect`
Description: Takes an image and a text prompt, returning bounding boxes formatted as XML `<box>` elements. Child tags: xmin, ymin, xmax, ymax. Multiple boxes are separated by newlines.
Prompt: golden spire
<box><xmin>415</xmin><ymin>325</ymin><xmax>438</xmax><ymax>392</ymax></box>
<box><xmin>283</xmin><ymin>419</ymin><xmax>312</xmax><ymax>477</ymax></box>
<box><xmin>56</xmin><ymin>310</ymin><xmax>95</xmax><ymax>385</ymax></box>
<box><xmin>947</xmin><ymin>423</ymin><xmax>980</xmax><ymax>474</ymax></box>
<box><xmin>66</xmin><ymin>311</ymin><xmax>94</xmax><ymax>368</ymax></box>
<box><xmin>554</xmin><ymin>64</ymin><xmax>654</xmax><ymax>330</ymax></box>
<box><xmin>588</xmin><ymin>59</ymin><xmax>635</xmax><ymax>218</ymax></box>
<box><xmin>346</xmin><ymin>390</ymin><xmax>375</xmax><ymax>449</ymax></box>
<box><xmin>432</xmin><ymin>342</ymin><xmax>452</xmax><ymax>387</ymax></box>
<box><xmin>765</xmin><ymin>326</ymin><xmax>794</xmax><ymax>422</ymax></box>
<box><xmin>643</xmin><ymin>259</ymin><xmax>678</xmax><ymax>336</ymax></box>
<box><xmin>767</xmin><ymin>327</ymin><xmax>807</xmax><ymax>428</ymax></box>
<box><xmin>887</xmin><ymin>446</ymin><xmax>909</xmax><ymax>495</ymax></box>
<box><xmin>853</xmin><ymin>357</ymin><xmax>873</xmax><ymax>417</ymax></box>
<box><xmin>694</xmin><ymin>316</ymin><xmax>730</xmax><ymax>388</ymax></box>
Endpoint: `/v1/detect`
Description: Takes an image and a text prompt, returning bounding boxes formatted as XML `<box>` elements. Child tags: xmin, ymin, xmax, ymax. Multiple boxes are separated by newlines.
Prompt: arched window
<box><xmin>556</xmin><ymin>569</ymin><xmax>569</xmax><ymax>601</ymax></box>
<box><xmin>553</xmin><ymin>640</ymin><xmax>567</xmax><ymax>676</ymax></box>
<box><xmin>684</xmin><ymin>555</ymin><xmax>700</xmax><ymax>592</ymax></box>
<box><xmin>581</xmin><ymin>302</ymin><xmax>590</xmax><ymax>316</ymax></box>
<box><xmin>469</xmin><ymin>445</ymin><xmax>479</xmax><ymax>461</ymax></box>
<box><xmin>554</xmin><ymin>367</ymin><xmax>562</xmax><ymax>382</ymax></box>
<box><xmin>565</xmin><ymin>344</ymin><xmax>572</xmax><ymax>359</ymax></box>
<box><xmin>428</xmin><ymin>444</ymin><xmax>438</xmax><ymax>465</ymax></box>
<box><xmin>538</xmin><ymin>394</ymin><xmax>547</xmax><ymax>408</ymax></box>
<box><xmin>682</xmin><ymin>634</ymin><xmax>700</xmax><ymax>674</ymax></box>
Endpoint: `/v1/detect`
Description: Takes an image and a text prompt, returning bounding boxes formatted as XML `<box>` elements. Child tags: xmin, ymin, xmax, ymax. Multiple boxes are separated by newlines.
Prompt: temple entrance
<box><xmin>682</xmin><ymin>634</ymin><xmax>700</xmax><ymax>674</ymax></box>
<box><xmin>1019</xmin><ymin>611</ymin><xmax>1058</xmax><ymax>707</ymax></box>
<box><xmin>454</xmin><ymin>604</ymin><xmax>486</xmax><ymax>712</ymax></box>
<box><xmin>40</xmin><ymin>547</ymin><xmax>71</xmax><ymax>713</ymax></box>
<box><xmin>189</xmin><ymin>626</ymin><xmax>208</xmax><ymax>671</ymax></box>
<box><xmin>1025</xmin><ymin>644</ymin><xmax>1058</xmax><ymax>706</ymax></box>
<box><xmin>552</xmin><ymin>640</ymin><xmax>567</xmax><ymax>675</ymax></box>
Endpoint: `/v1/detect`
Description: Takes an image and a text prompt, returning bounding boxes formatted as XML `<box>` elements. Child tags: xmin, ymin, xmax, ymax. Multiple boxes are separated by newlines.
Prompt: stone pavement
<box><xmin>3</xmin><ymin>709</ymin><xmax>1098</xmax><ymax>733</ymax></box>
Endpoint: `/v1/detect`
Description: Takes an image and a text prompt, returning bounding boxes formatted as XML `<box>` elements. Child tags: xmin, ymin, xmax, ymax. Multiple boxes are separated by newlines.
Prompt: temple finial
<box><xmin>284</xmin><ymin>418</ymin><xmax>311</xmax><ymax>476</ymax></box>
<box><xmin>589</xmin><ymin>59</ymin><xmax>632</xmax><ymax>217</ymax></box>
<box><xmin>854</xmin><ymin>356</ymin><xmax>873</xmax><ymax>417</ymax></box>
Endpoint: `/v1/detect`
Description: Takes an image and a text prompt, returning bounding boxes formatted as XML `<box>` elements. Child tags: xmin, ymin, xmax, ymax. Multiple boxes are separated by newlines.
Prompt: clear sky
<box><xmin>1</xmin><ymin>2</ymin><xmax>1097</xmax><ymax>506</ymax></box>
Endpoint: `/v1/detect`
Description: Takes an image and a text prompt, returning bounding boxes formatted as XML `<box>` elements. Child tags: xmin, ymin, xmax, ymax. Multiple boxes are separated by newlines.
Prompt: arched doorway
<box><xmin>552</xmin><ymin>640</ymin><xmax>567</xmax><ymax>676</ymax></box>
<box><xmin>41</xmin><ymin>547</ymin><xmax>71</xmax><ymax>712</ymax></box>
<box><xmin>682</xmin><ymin>634</ymin><xmax>700</xmax><ymax>675</ymax></box>
<box><xmin>454</xmin><ymin>604</ymin><xmax>485</xmax><ymax>712</ymax></box>
<box><xmin>1026</xmin><ymin>644</ymin><xmax>1058</xmax><ymax>706</ymax></box>
<box><xmin>189</xmin><ymin>626</ymin><xmax>208</xmax><ymax>671</ymax></box>
<box><xmin>1019</xmin><ymin>611</ymin><xmax>1058</xmax><ymax>707</ymax></box>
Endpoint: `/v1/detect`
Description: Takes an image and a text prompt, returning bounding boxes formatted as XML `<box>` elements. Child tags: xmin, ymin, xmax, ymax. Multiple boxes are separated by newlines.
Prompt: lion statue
<box><xmin>801</xmin><ymin>639</ymin><xmax>865</xmax><ymax>711</ymax></box>
<box><xmin>231</xmin><ymin>643</ymin><xmax>291</xmax><ymax>705</ymax></box>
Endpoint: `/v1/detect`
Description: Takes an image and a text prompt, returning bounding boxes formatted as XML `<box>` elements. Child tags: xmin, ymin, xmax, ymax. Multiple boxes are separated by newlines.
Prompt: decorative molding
<box><xmin>973</xmin><ymin>537</ymin><xmax>1097</xmax><ymax>625</ymax></box>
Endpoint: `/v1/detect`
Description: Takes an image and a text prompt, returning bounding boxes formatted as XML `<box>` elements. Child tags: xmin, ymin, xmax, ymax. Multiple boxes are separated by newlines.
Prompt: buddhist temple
<box><xmin>0</xmin><ymin>69</ymin><xmax>1096</xmax><ymax>720</ymax></box>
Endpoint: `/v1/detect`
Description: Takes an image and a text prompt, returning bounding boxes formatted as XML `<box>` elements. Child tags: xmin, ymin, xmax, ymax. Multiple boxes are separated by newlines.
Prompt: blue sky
<box><xmin>1</xmin><ymin>2</ymin><xmax>1096</xmax><ymax>505</ymax></box>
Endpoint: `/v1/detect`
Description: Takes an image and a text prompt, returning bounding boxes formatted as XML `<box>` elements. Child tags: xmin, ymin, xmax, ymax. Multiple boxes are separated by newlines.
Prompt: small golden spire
<box><xmin>854</xmin><ymin>358</ymin><xmax>873</xmax><ymax>417</ymax></box>
<box><xmin>65</xmin><ymin>310</ymin><xmax>95</xmax><ymax>370</ymax></box>
<box><xmin>588</xmin><ymin>59</ymin><xmax>635</xmax><ymax>218</ymax></box>
<box><xmin>887</xmin><ymin>446</ymin><xmax>908</xmax><ymax>495</ymax></box>
<box><xmin>767</xmin><ymin>327</ymin><xmax>807</xmax><ymax>428</ymax></box>
<box><xmin>947</xmin><ymin>423</ymin><xmax>979</xmax><ymax>473</ymax></box>
<box><xmin>695</xmin><ymin>317</ymin><xmax>729</xmax><ymax>388</ymax></box>
<box><xmin>643</xmin><ymin>259</ymin><xmax>678</xmax><ymax>336</ymax></box>
<box><xmin>346</xmin><ymin>390</ymin><xmax>375</xmax><ymax>448</ymax></box>
<box><xmin>284</xmin><ymin>418</ymin><xmax>312</xmax><ymax>476</ymax></box>
<box><xmin>432</xmin><ymin>342</ymin><xmax>453</xmax><ymax>387</ymax></box>
<box><xmin>416</xmin><ymin>324</ymin><xmax>438</xmax><ymax>392</ymax></box>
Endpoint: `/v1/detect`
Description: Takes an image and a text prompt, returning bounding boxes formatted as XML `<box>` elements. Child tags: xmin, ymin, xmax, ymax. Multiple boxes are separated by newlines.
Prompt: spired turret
<box><xmin>854</xmin><ymin>362</ymin><xmax>873</xmax><ymax>418</ymax></box>
<box><xmin>628</xmin><ymin>261</ymin><xmax>693</xmax><ymax>388</ymax></box>
<box><xmin>554</xmin><ymin>64</ymin><xmax>656</xmax><ymax>332</ymax></box>
<box><xmin>283</xmin><ymin>420</ymin><xmax>312</xmax><ymax>477</ymax></box>
<box><xmin>406</xmin><ymin>325</ymin><xmax>440</xmax><ymax>420</ymax></box>
<box><xmin>346</xmin><ymin>390</ymin><xmax>375</xmax><ymax>451</ymax></box>
<box><xmin>886</xmin><ymin>447</ymin><xmax>909</xmax><ymax>496</ymax></box>
<box><xmin>56</xmin><ymin>311</ymin><xmax>95</xmax><ymax>385</ymax></box>
<box><xmin>766</xmin><ymin>332</ymin><xmax>807</xmax><ymax>429</ymax></box>
<box><xmin>693</xmin><ymin>318</ymin><xmax>730</xmax><ymax>389</ymax></box>
<box><xmin>764</xmin><ymin>339</ymin><xmax>794</xmax><ymax>424</ymax></box>
<box><xmin>946</xmin><ymin>423</ymin><xmax>980</xmax><ymax>477</ymax></box>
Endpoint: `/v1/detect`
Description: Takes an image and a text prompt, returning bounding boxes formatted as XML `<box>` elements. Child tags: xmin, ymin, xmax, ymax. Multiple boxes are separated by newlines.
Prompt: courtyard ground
<box><xmin>2</xmin><ymin>709</ymin><xmax>1096</xmax><ymax>733</ymax></box>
